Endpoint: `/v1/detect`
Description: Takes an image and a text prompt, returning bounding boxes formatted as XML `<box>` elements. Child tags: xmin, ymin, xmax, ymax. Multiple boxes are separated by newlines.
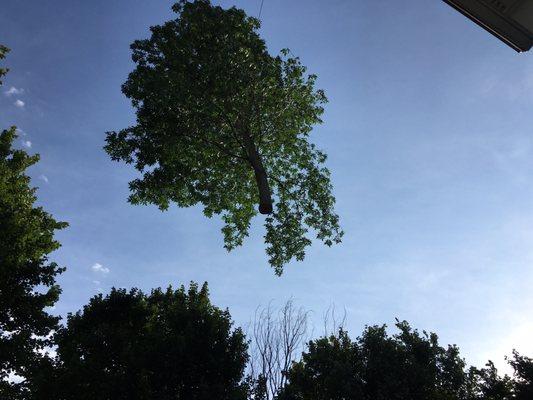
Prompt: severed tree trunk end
<box><xmin>259</xmin><ymin>202</ymin><xmax>273</xmax><ymax>215</ymax></box>
<box><xmin>241</xmin><ymin>129</ymin><xmax>274</xmax><ymax>215</ymax></box>
<box><xmin>253</xmin><ymin>165</ymin><xmax>273</xmax><ymax>215</ymax></box>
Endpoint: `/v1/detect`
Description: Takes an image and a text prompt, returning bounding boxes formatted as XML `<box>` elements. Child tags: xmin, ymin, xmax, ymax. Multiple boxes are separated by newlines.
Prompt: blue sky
<box><xmin>1</xmin><ymin>0</ymin><xmax>533</xmax><ymax>372</ymax></box>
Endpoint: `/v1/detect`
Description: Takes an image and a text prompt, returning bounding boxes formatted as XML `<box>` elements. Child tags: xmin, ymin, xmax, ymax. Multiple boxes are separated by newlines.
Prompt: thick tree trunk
<box><xmin>242</xmin><ymin>131</ymin><xmax>273</xmax><ymax>215</ymax></box>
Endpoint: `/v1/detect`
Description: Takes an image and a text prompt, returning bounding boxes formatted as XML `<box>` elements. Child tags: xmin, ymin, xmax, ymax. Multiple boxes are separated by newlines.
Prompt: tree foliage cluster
<box><xmin>3</xmin><ymin>281</ymin><xmax>532</xmax><ymax>400</ymax></box>
<box><xmin>104</xmin><ymin>0</ymin><xmax>343</xmax><ymax>274</ymax></box>
<box><xmin>41</xmin><ymin>283</ymin><xmax>250</xmax><ymax>400</ymax></box>
<box><xmin>277</xmin><ymin>321</ymin><xmax>532</xmax><ymax>400</ymax></box>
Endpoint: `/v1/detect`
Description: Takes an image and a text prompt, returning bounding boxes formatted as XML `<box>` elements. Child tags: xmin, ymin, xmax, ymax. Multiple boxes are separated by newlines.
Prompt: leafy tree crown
<box><xmin>278</xmin><ymin>320</ymin><xmax>515</xmax><ymax>400</ymax></box>
<box><xmin>105</xmin><ymin>0</ymin><xmax>343</xmax><ymax>274</ymax></box>
<box><xmin>52</xmin><ymin>282</ymin><xmax>249</xmax><ymax>400</ymax></box>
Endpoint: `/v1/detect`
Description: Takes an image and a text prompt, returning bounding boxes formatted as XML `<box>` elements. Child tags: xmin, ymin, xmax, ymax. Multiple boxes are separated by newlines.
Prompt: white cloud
<box><xmin>22</xmin><ymin>140</ymin><xmax>31</xmax><ymax>148</ymax></box>
<box><xmin>39</xmin><ymin>175</ymin><xmax>49</xmax><ymax>183</ymax></box>
<box><xmin>15</xmin><ymin>128</ymin><xmax>26</xmax><ymax>136</ymax></box>
<box><xmin>91</xmin><ymin>263</ymin><xmax>110</xmax><ymax>274</ymax></box>
<box><xmin>14</xmin><ymin>99</ymin><xmax>25</xmax><ymax>108</ymax></box>
<box><xmin>5</xmin><ymin>86</ymin><xmax>23</xmax><ymax>96</ymax></box>
<box><xmin>92</xmin><ymin>280</ymin><xmax>101</xmax><ymax>285</ymax></box>
<box><xmin>479</xmin><ymin>69</ymin><xmax>533</xmax><ymax>102</ymax></box>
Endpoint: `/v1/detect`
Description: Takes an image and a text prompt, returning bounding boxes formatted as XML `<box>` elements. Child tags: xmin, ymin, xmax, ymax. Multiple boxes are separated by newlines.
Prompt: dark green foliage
<box><xmin>0</xmin><ymin>47</ymin><xmax>68</xmax><ymax>398</ymax></box>
<box><xmin>50</xmin><ymin>282</ymin><xmax>249</xmax><ymax>400</ymax></box>
<box><xmin>470</xmin><ymin>361</ymin><xmax>514</xmax><ymax>400</ymax></box>
<box><xmin>279</xmin><ymin>329</ymin><xmax>364</xmax><ymax>400</ymax></box>
<box><xmin>278</xmin><ymin>321</ymin><xmax>518</xmax><ymax>400</ymax></box>
<box><xmin>249</xmin><ymin>375</ymin><xmax>269</xmax><ymax>400</ymax></box>
<box><xmin>508</xmin><ymin>351</ymin><xmax>533</xmax><ymax>400</ymax></box>
<box><xmin>105</xmin><ymin>0</ymin><xmax>343</xmax><ymax>274</ymax></box>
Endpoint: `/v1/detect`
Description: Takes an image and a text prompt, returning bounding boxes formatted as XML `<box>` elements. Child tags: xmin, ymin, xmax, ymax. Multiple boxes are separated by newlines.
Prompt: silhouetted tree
<box><xmin>50</xmin><ymin>283</ymin><xmax>249</xmax><ymax>400</ymax></box>
<box><xmin>470</xmin><ymin>361</ymin><xmax>514</xmax><ymax>400</ymax></box>
<box><xmin>104</xmin><ymin>0</ymin><xmax>343</xmax><ymax>274</ymax></box>
<box><xmin>278</xmin><ymin>320</ymin><xmax>487</xmax><ymax>400</ymax></box>
<box><xmin>0</xmin><ymin>46</ymin><xmax>68</xmax><ymax>399</ymax></box>
<box><xmin>509</xmin><ymin>351</ymin><xmax>533</xmax><ymax>400</ymax></box>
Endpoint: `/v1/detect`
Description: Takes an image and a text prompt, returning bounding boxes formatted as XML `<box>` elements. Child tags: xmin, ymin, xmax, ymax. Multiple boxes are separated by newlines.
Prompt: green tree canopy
<box><xmin>0</xmin><ymin>46</ymin><xmax>67</xmax><ymax>398</ymax></box>
<box><xmin>50</xmin><ymin>282</ymin><xmax>249</xmax><ymax>400</ymax></box>
<box><xmin>278</xmin><ymin>321</ymin><xmax>517</xmax><ymax>400</ymax></box>
<box><xmin>105</xmin><ymin>0</ymin><xmax>343</xmax><ymax>274</ymax></box>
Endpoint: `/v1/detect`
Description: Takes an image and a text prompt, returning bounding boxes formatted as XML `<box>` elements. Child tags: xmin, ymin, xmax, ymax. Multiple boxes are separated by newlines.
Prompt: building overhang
<box><xmin>443</xmin><ymin>0</ymin><xmax>533</xmax><ymax>52</ymax></box>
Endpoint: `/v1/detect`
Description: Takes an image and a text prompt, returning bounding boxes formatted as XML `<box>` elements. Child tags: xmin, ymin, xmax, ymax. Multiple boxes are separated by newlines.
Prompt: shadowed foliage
<box><xmin>48</xmin><ymin>283</ymin><xmax>249</xmax><ymax>400</ymax></box>
<box><xmin>277</xmin><ymin>320</ymin><xmax>527</xmax><ymax>400</ymax></box>
<box><xmin>509</xmin><ymin>351</ymin><xmax>533</xmax><ymax>400</ymax></box>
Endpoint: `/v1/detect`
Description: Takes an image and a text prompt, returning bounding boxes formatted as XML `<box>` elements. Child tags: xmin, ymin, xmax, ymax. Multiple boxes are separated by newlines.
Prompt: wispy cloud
<box><xmin>4</xmin><ymin>86</ymin><xmax>23</xmax><ymax>96</ymax></box>
<box><xmin>479</xmin><ymin>69</ymin><xmax>533</xmax><ymax>101</ymax></box>
<box><xmin>39</xmin><ymin>175</ymin><xmax>49</xmax><ymax>184</ymax></box>
<box><xmin>475</xmin><ymin>134</ymin><xmax>533</xmax><ymax>185</ymax></box>
<box><xmin>14</xmin><ymin>99</ymin><xmax>25</xmax><ymax>108</ymax></box>
<box><xmin>21</xmin><ymin>140</ymin><xmax>31</xmax><ymax>148</ymax></box>
<box><xmin>91</xmin><ymin>263</ymin><xmax>110</xmax><ymax>274</ymax></box>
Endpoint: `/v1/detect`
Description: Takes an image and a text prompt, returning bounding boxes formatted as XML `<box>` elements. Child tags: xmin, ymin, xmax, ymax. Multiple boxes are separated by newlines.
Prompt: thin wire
<box><xmin>258</xmin><ymin>0</ymin><xmax>265</xmax><ymax>19</ymax></box>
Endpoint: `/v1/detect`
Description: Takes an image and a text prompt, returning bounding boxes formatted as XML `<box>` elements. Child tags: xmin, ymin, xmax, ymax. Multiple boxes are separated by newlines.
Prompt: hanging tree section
<box><xmin>443</xmin><ymin>0</ymin><xmax>533</xmax><ymax>52</ymax></box>
<box><xmin>104</xmin><ymin>1</ymin><xmax>343</xmax><ymax>274</ymax></box>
